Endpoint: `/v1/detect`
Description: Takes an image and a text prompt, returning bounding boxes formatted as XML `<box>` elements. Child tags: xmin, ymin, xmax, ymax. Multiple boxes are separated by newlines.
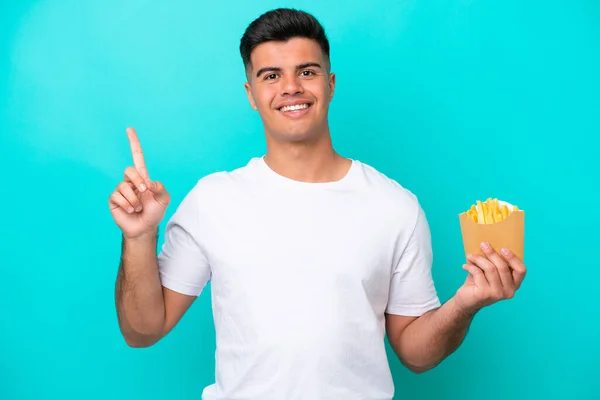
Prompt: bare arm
<box><xmin>115</xmin><ymin>229</ymin><xmax>198</xmax><ymax>349</ymax></box>
<box><xmin>110</xmin><ymin>127</ymin><xmax>197</xmax><ymax>347</ymax></box>
<box><xmin>116</xmin><ymin>232</ymin><xmax>163</xmax><ymax>346</ymax></box>
<box><xmin>386</xmin><ymin>244</ymin><xmax>527</xmax><ymax>373</ymax></box>
<box><xmin>385</xmin><ymin>297</ymin><xmax>474</xmax><ymax>373</ymax></box>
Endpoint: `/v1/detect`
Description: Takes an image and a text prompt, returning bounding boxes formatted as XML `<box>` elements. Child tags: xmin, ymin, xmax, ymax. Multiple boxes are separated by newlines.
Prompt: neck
<box><xmin>263</xmin><ymin>131</ymin><xmax>350</xmax><ymax>183</ymax></box>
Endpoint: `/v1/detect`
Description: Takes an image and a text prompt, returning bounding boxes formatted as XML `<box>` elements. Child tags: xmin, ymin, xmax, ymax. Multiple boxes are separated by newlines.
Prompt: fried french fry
<box><xmin>501</xmin><ymin>204</ymin><xmax>509</xmax><ymax>219</ymax></box>
<box><xmin>462</xmin><ymin>198</ymin><xmax>521</xmax><ymax>224</ymax></box>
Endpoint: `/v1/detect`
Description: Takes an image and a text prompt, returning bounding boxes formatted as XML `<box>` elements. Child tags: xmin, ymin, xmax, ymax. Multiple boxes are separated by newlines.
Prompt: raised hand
<box><xmin>108</xmin><ymin>127</ymin><xmax>171</xmax><ymax>239</ymax></box>
<box><xmin>454</xmin><ymin>242</ymin><xmax>527</xmax><ymax>315</ymax></box>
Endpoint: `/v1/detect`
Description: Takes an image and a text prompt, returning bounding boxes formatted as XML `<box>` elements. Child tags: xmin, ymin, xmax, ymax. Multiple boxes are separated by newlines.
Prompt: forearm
<box><xmin>115</xmin><ymin>230</ymin><xmax>165</xmax><ymax>346</ymax></box>
<box><xmin>390</xmin><ymin>297</ymin><xmax>475</xmax><ymax>373</ymax></box>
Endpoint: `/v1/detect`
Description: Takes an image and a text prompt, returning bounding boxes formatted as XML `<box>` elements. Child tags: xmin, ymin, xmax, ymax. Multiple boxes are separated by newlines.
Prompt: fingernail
<box><xmin>135</xmin><ymin>205</ymin><xmax>142</xmax><ymax>212</ymax></box>
<box><xmin>501</xmin><ymin>248</ymin><xmax>510</xmax><ymax>255</ymax></box>
<box><xmin>139</xmin><ymin>184</ymin><xmax>147</xmax><ymax>192</ymax></box>
<box><xmin>128</xmin><ymin>207</ymin><xmax>134</xmax><ymax>213</ymax></box>
<box><xmin>480</xmin><ymin>242</ymin><xmax>490</xmax><ymax>250</ymax></box>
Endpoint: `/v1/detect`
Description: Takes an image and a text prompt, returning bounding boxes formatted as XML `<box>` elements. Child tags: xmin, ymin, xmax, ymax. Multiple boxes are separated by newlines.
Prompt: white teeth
<box><xmin>280</xmin><ymin>103</ymin><xmax>309</xmax><ymax>112</ymax></box>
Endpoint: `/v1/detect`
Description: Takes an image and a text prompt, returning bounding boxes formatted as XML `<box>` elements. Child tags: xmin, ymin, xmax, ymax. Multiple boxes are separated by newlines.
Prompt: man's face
<box><xmin>244</xmin><ymin>38</ymin><xmax>336</xmax><ymax>143</ymax></box>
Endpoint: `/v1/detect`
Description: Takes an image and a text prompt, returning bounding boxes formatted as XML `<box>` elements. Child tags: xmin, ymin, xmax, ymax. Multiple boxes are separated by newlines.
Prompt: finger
<box><xmin>109</xmin><ymin>191</ymin><xmax>135</xmax><ymax>214</ymax></box>
<box><xmin>126</xmin><ymin>127</ymin><xmax>149</xmax><ymax>179</ymax></box>
<box><xmin>117</xmin><ymin>181</ymin><xmax>143</xmax><ymax>212</ymax></box>
<box><xmin>462</xmin><ymin>263</ymin><xmax>489</xmax><ymax>289</ymax></box>
<box><xmin>480</xmin><ymin>242</ymin><xmax>516</xmax><ymax>297</ymax></box>
<box><xmin>500</xmin><ymin>248</ymin><xmax>527</xmax><ymax>289</ymax></box>
<box><xmin>124</xmin><ymin>166</ymin><xmax>147</xmax><ymax>193</ymax></box>
<box><xmin>465</xmin><ymin>273</ymin><xmax>474</xmax><ymax>285</ymax></box>
<box><xmin>145</xmin><ymin>180</ymin><xmax>170</xmax><ymax>208</ymax></box>
<box><xmin>467</xmin><ymin>253</ymin><xmax>503</xmax><ymax>298</ymax></box>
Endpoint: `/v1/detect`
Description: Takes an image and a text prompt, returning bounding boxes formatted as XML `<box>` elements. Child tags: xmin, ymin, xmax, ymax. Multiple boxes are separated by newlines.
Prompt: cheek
<box><xmin>255</xmin><ymin>87</ymin><xmax>277</xmax><ymax>111</ymax></box>
<box><xmin>306</xmin><ymin>81</ymin><xmax>329</xmax><ymax>103</ymax></box>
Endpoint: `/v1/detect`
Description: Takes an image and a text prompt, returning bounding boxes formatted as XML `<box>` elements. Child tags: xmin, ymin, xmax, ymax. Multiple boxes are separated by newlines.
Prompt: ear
<box><xmin>244</xmin><ymin>81</ymin><xmax>258</xmax><ymax>111</ymax></box>
<box><xmin>328</xmin><ymin>72</ymin><xmax>336</xmax><ymax>102</ymax></box>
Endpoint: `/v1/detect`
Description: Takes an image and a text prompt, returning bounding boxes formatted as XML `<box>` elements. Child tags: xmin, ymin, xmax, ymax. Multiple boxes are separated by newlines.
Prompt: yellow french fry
<box><xmin>476</xmin><ymin>201</ymin><xmax>485</xmax><ymax>224</ymax></box>
<box><xmin>464</xmin><ymin>198</ymin><xmax>521</xmax><ymax>225</ymax></box>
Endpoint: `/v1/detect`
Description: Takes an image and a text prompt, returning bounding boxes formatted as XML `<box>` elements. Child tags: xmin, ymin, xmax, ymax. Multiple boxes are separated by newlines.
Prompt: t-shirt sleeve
<box><xmin>157</xmin><ymin>184</ymin><xmax>211</xmax><ymax>297</ymax></box>
<box><xmin>386</xmin><ymin>204</ymin><xmax>441</xmax><ymax>316</ymax></box>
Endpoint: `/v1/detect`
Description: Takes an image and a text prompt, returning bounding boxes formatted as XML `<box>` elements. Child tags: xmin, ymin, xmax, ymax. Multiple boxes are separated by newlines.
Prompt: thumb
<box><xmin>145</xmin><ymin>179</ymin><xmax>170</xmax><ymax>207</ymax></box>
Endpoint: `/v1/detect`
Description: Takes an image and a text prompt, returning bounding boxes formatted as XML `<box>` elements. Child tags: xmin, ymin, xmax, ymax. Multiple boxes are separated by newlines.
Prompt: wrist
<box><xmin>448</xmin><ymin>296</ymin><xmax>479</xmax><ymax>320</ymax></box>
<box><xmin>123</xmin><ymin>227</ymin><xmax>158</xmax><ymax>244</ymax></box>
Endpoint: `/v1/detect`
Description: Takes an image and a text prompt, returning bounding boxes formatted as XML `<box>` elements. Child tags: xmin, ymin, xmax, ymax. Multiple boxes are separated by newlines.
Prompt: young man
<box><xmin>110</xmin><ymin>8</ymin><xmax>527</xmax><ymax>400</ymax></box>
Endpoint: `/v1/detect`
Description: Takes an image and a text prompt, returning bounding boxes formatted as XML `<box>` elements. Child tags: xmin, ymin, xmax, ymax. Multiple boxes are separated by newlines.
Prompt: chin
<box><xmin>274</xmin><ymin>129</ymin><xmax>320</xmax><ymax>143</ymax></box>
<box><xmin>269</xmin><ymin>121</ymin><xmax>328</xmax><ymax>143</ymax></box>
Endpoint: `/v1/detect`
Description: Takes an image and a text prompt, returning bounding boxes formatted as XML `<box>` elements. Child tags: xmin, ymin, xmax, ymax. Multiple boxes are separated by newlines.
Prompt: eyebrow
<box><xmin>255</xmin><ymin>62</ymin><xmax>323</xmax><ymax>78</ymax></box>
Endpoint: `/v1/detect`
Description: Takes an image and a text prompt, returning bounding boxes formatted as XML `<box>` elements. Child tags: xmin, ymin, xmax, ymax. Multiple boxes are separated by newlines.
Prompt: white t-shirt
<box><xmin>157</xmin><ymin>156</ymin><xmax>441</xmax><ymax>400</ymax></box>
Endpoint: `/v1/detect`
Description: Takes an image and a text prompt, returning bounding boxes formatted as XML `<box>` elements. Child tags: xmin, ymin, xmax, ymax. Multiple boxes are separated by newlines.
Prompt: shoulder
<box><xmin>182</xmin><ymin>157</ymin><xmax>261</xmax><ymax>206</ymax></box>
<box><xmin>353</xmin><ymin>160</ymin><xmax>422</xmax><ymax>212</ymax></box>
<box><xmin>353</xmin><ymin>160</ymin><xmax>431</xmax><ymax>245</ymax></box>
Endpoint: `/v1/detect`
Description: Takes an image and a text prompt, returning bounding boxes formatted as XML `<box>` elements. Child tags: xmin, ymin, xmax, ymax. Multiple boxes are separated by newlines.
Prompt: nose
<box><xmin>280</xmin><ymin>74</ymin><xmax>304</xmax><ymax>96</ymax></box>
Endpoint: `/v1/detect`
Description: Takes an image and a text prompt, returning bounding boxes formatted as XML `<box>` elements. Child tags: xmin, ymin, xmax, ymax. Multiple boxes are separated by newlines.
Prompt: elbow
<box><xmin>122</xmin><ymin>332</ymin><xmax>161</xmax><ymax>348</ymax></box>
<box><xmin>406</xmin><ymin>364</ymin><xmax>433</xmax><ymax>374</ymax></box>
<box><xmin>390</xmin><ymin>335</ymin><xmax>441</xmax><ymax>375</ymax></box>
<box><xmin>119</xmin><ymin>323</ymin><xmax>164</xmax><ymax>348</ymax></box>
<box><xmin>400</xmin><ymin>357</ymin><xmax>438</xmax><ymax>375</ymax></box>
<box><xmin>390</xmin><ymin>343</ymin><xmax>437</xmax><ymax>374</ymax></box>
<box><xmin>117</xmin><ymin>315</ymin><xmax>165</xmax><ymax>348</ymax></box>
<box><xmin>124</xmin><ymin>338</ymin><xmax>156</xmax><ymax>348</ymax></box>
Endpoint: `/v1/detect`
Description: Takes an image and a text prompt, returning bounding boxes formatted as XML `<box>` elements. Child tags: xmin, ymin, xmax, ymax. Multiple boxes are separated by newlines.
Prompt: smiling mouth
<box><xmin>277</xmin><ymin>103</ymin><xmax>313</xmax><ymax>113</ymax></box>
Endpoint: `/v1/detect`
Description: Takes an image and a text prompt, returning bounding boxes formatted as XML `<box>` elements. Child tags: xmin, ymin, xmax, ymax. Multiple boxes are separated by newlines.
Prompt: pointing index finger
<box><xmin>126</xmin><ymin>127</ymin><xmax>149</xmax><ymax>179</ymax></box>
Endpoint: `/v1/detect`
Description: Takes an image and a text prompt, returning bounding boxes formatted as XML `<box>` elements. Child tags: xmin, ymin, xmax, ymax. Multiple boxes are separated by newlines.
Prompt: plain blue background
<box><xmin>1</xmin><ymin>0</ymin><xmax>599</xmax><ymax>399</ymax></box>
